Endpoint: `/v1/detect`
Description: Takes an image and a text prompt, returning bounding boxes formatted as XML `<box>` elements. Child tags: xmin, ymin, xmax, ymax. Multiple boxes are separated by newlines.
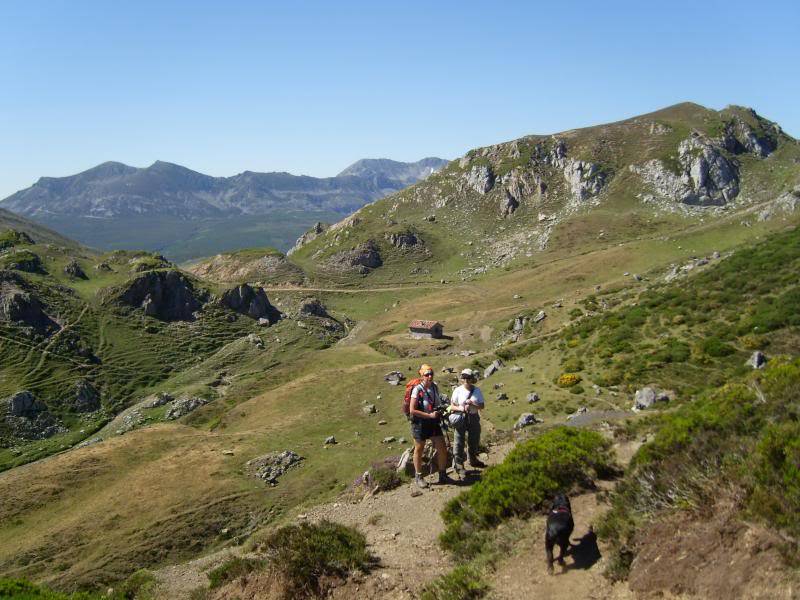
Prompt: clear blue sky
<box><xmin>1</xmin><ymin>0</ymin><xmax>798</xmax><ymax>198</ymax></box>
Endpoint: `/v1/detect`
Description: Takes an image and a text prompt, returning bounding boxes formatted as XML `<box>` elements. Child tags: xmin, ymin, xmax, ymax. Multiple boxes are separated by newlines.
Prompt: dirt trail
<box><xmin>153</xmin><ymin>440</ymin><xmax>642</xmax><ymax>599</ymax></box>
<box><xmin>487</xmin><ymin>485</ymin><xmax>634</xmax><ymax>600</ymax></box>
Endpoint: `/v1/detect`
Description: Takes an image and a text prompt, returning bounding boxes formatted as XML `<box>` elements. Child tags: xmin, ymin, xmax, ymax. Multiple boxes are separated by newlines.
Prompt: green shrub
<box><xmin>496</xmin><ymin>341</ymin><xmax>541</xmax><ymax>362</ymax></box>
<box><xmin>111</xmin><ymin>570</ymin><xmax>157</xmax><ymax>599</ymax></box>
<box><xmin>439</xmin><ymin>428</ymin><xmax>613</xmax><ymax>557</ymax></box>
<box><xmin>0</xmin><ymin>578</ymin><xmax>100</xmax><ymax>599</ymax></box>
<box><xmin>561</xmin><ymin>356</ymin><xmax>584</xmax><ymax>372</ymax></box>
<box><xmin>369</xmin><ymin>464</ymin><xmax>403</xmax><ymax>491</ymax></box>
<box><xmin>568</xmin><ymin>307</ymin><xmax>584</xmax><ymax>319</ymax></box>
<box><xmin>261</xmin><ymin>521</ymin><xmax>373</xmax><ymax>598</ymax></box>
<box><xmin>420</xmin><ymin>565</ymin><xmax>489</xmax><ymax>600</ymax></box>
<box><xmin>699</xmin><ymin>336</ymin><xmax>735</xmax><ymax>358</ymax></box>
<box><xmin>207</xmin><ymin>557</ymin><xmax>265</xmax><ymax>590</ymax></box>
<box><xmin>599</xmin><ymin>359</ymin><xmax>800</xmax><ymax>580</ymax></box>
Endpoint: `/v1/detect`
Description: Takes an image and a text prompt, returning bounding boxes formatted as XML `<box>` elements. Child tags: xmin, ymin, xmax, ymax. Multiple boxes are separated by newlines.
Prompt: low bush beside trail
<box><xmin>439</xmin><ymin>427</ymin><xmax>615</xmax><ymax>557</ymax></box>
<box><xmin>598</xmin><ymin>358</ymin><xmax>800</xmax><ymax>580</ymax></box>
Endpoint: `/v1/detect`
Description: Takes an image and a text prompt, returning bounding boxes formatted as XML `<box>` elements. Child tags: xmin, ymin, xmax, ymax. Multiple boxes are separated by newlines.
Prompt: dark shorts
<box><xmin>411</xmin><ymin>419</ymin><xmax>443</xmax><ymax>441</ymax></box>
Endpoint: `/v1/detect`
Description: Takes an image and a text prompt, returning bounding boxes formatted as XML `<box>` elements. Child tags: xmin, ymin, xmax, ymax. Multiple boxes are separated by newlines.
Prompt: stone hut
<box><xmin>409</xmin><ymin>319</ymin><xmax>443</xmax><ymax>339</ymax></box>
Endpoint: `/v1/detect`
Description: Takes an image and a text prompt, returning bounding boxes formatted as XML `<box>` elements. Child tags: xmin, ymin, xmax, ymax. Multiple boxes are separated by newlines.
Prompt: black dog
<box><xmin>545</xmin><ymin>493</ymin><xmax>574</xmax><ymax>574</ymax></box>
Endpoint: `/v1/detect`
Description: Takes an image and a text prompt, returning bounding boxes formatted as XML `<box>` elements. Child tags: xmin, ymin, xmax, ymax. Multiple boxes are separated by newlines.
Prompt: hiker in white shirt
<box><xmin>449</xmin><ymin>368</ymin><xmax>486</xmax><ymax>474</ymax></box>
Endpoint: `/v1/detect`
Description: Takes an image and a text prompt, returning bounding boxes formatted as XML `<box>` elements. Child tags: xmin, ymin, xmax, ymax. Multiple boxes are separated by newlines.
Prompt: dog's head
<box><xmin>552</xmin><ymin>493</ymin><xmax>571</xmax><ymax>512</ymax></box>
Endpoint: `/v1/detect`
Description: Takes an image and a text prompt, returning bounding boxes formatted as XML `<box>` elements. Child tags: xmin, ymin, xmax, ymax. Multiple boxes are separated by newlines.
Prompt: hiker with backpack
<box><xmin>407</xmin><ymin>364</ymin><xmax>453</xmax><ymax>488</ymax></box>
<box><xmin>449</xmin><ymin>368</ymin><xmax>486</xmax><ymax>474</ymax></box>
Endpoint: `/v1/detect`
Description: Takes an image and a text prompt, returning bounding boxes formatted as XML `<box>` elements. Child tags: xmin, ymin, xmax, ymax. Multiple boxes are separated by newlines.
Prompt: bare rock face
<box><xmin>5</xmin><ymin>391</ymin><xmax>46</xmax><ymax>418</ymax></box>
<box><xmin>385</xmin><ymin>231</ymin><xmax>422</xmax><ymax>249</ymax></box>
<box><xmin>631</xmin><ymin>135</ymin><xmax>739</xmax><ymax>205</ymax></box>
<box><xmin>563</xmin><ymin>159</ymin><xmax>607</xmax><ymax>201</ymax></box>
<box><xmin>219</xmin><ymin>284</ymin><xmax>281</xmax><ymax>323</ymax></box>
<box><xmin>114</xmin><ymin>270</ymin><xmax>209</xmax><ymax>321</ymax></box>
<box><xmin>464</xmin><ymin>165</ymin><xmax>495</xmax><ymax>194</ymax></box>
<box><xmin>64</xmin><ymin>259</ymin><xmax>88</xmax><ymax>280</ymax></box>
<box><xmin>324</xmin><ymin>240</ymin><xmax>382</xmax><ymax>274</ymax></box>
<box><xmin>0</xmin><ymin>273</ymin><xmax>59</xmax><ymax>334</ymax></box>
<box><xmin>288</xmin><ymin>222</ymin><xmax>328</xmax><ymax>256</ymax></box>
<box><xmin>500</xmin><ymin>190</ymin><xmax>520</xmax><ymax>217</ymax></box>
<box><xmin>719</xmin><ymin>117</ymin><xmax>777</xmax><ymax>158</ymax></box>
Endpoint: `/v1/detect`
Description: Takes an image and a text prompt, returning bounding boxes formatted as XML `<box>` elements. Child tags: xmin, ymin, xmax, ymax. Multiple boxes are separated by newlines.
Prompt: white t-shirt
<box><xmin>450</xmin><ymin>385</ymin><xmax>485</xmax><ymax>415</ymax></box>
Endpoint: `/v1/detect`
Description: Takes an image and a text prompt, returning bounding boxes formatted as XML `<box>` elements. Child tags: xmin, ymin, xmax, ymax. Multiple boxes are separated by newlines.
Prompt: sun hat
<box><xmin>460</xmin><ymin>368</ymin><xmax>476</xmax><ymax>379</ymax></box>
<box><xmin>419</xmin><ymin>364</ymin><xmax>434</xmax><ymax>376</ymax></box>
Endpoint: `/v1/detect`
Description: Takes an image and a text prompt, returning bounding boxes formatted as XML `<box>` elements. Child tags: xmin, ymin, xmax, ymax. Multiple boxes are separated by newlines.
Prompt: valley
<box><xmin>1</xmin><ymin>102</ymin><xmax>799</xmax><ymax>598</ymax></box>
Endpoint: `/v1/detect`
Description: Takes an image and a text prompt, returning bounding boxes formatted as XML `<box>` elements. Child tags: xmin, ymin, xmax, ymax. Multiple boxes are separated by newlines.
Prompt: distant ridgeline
<box><xmin>0</xmin><ymin>157</ymin><xmax>447</xmax><ymax>260</ymax></box>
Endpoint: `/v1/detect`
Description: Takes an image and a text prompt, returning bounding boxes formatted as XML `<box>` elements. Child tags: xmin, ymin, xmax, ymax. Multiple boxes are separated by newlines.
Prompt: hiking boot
<box><xmin>414</xmin><ymin>474</ymin><xmax>429</xmax><ymax>489</ymax></box>
<box><xmin>469</xmin><ymin>458</ymin><xmax>487</xmax><ymax>468</ymax></box>
<box><xmin>436</xmin><ymin>470</ymin><xmax>455</xmax><ymax>485</ymax></box>
<box><xmin>453</xmin><ymin>462</ymin><xmax>466</xmax><ymax>476</ymax></box>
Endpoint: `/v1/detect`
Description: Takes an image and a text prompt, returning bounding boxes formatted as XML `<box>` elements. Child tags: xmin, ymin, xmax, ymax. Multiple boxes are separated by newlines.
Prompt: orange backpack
<box><xmin>403</xmin><ymin>379</ymin><xmax>439</xmax><ymax>418</ymax></box>
<box><xmin>402</xmin><ymin>378</ymin><xmax>423</xmax><ymax>417</ymax></box>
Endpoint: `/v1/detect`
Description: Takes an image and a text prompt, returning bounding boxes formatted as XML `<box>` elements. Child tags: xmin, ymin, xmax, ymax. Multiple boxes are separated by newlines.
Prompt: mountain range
<box><xmin>0</xmin><ymin>157</ymin><xmax>447</xmax><ymax>260</ymax></box>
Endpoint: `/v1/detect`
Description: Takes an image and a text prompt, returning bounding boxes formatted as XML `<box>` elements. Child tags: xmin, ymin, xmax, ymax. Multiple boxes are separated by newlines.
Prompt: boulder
<box><xmin>633</xmin><ymin>386</ymin><xmax>673</xmax><ymax>410</ymax></box>
<box><xmin>533</xmin><ymin>310</ymin><xmax>546</xmax><ymax>323</ymax></box>
<box><xmin>144</xmin><ymin>392</ymin><xmax>173</xmax><ymax>409</ymax></box>
<box><xmin>324</xmin><ymin>436</ymin><xmax>336</xmax><ymax>445</ymax></box>
<box><xmin>114</xmin><ymin>270</ymin><xmax>209</xmax><ymax>322</ymax></box>
<box><xmin>164</xmin><ymin>396</ymin><xmax>209</xmax><ymax>420</ymax></box>
<box><xmin>509</xmin><ymin>365</ymin><xmax>523</xmax><ymax>373</ymax></box>
<box><xmin>386</xmin><ymin>231</ymin><xmax>423</xmax><ymax>249</ymax></box>
<box><xmin>382</xmin><ymin>436</ymin><xmax>396</xmax><ymax>444</ymax></box>
<box><xmin>496</xmin><ymin>392</ymin><xmax>508</xmax><ymax>401</ymax></box>
<box><xmin>500</xmin><ymin>190</ymin><xmax>519</xmax><ymax>217</ymax></box>
<box><xmin>246</xmin><ymin>450</ymin><xmax>304</xmax><ymax>484</ymax></box>
<box><xmin>64</xmin><ymin>260</ymin><xmax>88</xmax><ymax>280</ymax></box>
<box><xmin>4</xmin><ymin>391</ymin><xmax>46</xmax><ymax>418</ymax></box>
<box><xmin>325</xmin><ymin>241</ymin><xmax>383</xmax><ymax>274</ymax></box>
<box><xmin>397</xmin><ymin>448</ymin><xmax>412</xmax><ymax>475</ymax></box>
<box><xmin>362</xmin><ymin>404</ymin><xmax>377</xmax><ymax>414</ymax></box>
<box><xmin>219</xmin><ymin>284</ymin><xmax>281</xmax><ymax>323</ymax></box>
<box><xmin>527</xmin><ymin>392</ymin><xmax>540</xmax><ymax>404</ymax></box>
<box><xmin>747</xmin><ymin>351</ymin><xmax>767</xmax><ymax>369</ymax></box>
<box><xmin>514</xmin><ymin>413</ymin><xmax>541</xmax><ymax>430</ymax></box>
<box><xmin>384</xmin><ymin>371</ymin><xmax>405</xmax><ymax>383</ymax></box>
<box><xmin>70</xmin><ymin>380</ymin><xmax>101</xmax><ymax>413</ymax></box>
<box><xmin>298</xmin><ymin>297</ymin><xmax>330</xmax><ymax>318</ymax></box>
<box><xmin>484</xmin><ymin>359</ymin><xmax>503</xmax><ymax>379</ymax></box>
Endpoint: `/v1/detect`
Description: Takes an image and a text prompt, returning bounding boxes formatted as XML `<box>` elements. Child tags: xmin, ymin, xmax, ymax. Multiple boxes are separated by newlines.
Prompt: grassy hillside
<box><xmin>1</xmin><ymin>103</ymin><xmax>800</xmax><ymax>594</ymax></box>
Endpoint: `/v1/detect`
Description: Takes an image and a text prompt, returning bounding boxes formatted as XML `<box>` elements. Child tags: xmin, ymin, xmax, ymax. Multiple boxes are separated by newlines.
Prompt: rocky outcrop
<box><xmin>69</xmin><ymin>380</ymin><xmax>101</xmax><ymax>413</ymax></box>
<box><xmin>219</xmin><ymin>284</ymin><xmax>281</xmax><ymax>323</ymax></box>
<box><xmin>246</xmin><ymin>450</ymin><xmax>304</xmax><ymax>485</ymax></box>
<box><xmin>719</xmin><ymin>117</ymin><xmax>777</xmax><ymax>158</ymax></box>
<box><xmin>287</xmin><ymin>222</ymin><xmax>327</xmax><ymax>256</ymax></box>
<box><xmin>0</xmin><ymin>249</ymin><xmax>46</xmax><ymax>274</ymax></box>
<box><xmin>298</xmin><ymin>297</ymin><xmax>330</xmax><ymax>318</ymax></box>
<box><xmin>0</xmin><ymin>273</ymin><xmax>59</xmax><ymax>334</ymax></box>
<box><xmin>500</xmin><ymin>190</ymin><xmax>519</xmax><ymax>217</ymax></box>
<box><xmin>164</xmin><ymin>396</ymin><xmax>209</xmax><ymax>420</ymax></box>
<box><xmin>2</xmin><ymin>391</ymin><xmax>65</xmax><ymax>440</ymax></box>
<box><xmin>113</xmin><ymin>270</ymin><xmax>209</xmax><ymax>321</ymax></box>
<box><xmin>632</xmin><ymin>386</ymin><xmax>674</xmax><ymax>410</ymax></box>
<box><xmin>324</xmin><ymin>240</ymin><xmax>382</xmax><ymax>274</ymax></box>
<box><xmin>385</xmin><ymin>231</ymin><xmax>423</xmax><ymax>249</ymax></box>
<box><xmin>563</xmin><ymin>159</ymin><xmax>607</xmax><ymax>201</ymax></box>
<box><xmin>631</xmin><ymin>134</ymin><xmax>739</xmax><ymax>205</ymax></box>
<box><xmin>4</xmin><ymin>391</ymin><xmax>46</xmax><ymax>418</ymax></box>
<box><xmin>544</xmin><ymin>139</ymin><xmax>607</xmax><ymax>202</ymax></box>
<box><xmin>64</xmin><ymin>259</ymin><xmax>88</xmax><ymax>280</ymax></box>
<box><xmin>0</xmin><ymin>229</ymin><xmax>35</xmax><ymax>250</ymax></box>
<box><xmin>464</xmin><ymin>165</ymin><xmax>495</xmax><ymax>194</ymax></box>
